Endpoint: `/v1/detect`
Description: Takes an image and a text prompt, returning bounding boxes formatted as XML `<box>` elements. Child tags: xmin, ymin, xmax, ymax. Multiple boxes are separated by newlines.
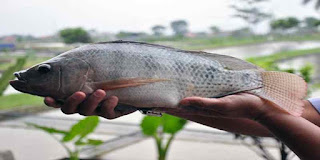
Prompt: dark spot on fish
<box><xmin>206</xmin><ymin>66</ymin><xmax>217</xmax><ymax>72</ymax></box>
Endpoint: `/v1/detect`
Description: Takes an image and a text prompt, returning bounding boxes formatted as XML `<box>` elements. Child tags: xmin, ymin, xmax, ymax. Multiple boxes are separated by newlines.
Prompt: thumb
<box><xmin>180</xmin><ymin>97</ymin><xmax>221</xmax><ymax>108</ymax></box>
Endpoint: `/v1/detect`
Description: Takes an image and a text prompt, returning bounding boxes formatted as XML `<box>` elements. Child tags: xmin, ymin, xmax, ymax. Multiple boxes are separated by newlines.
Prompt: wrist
<box><xmin>252</xmin><ymin>102</ymin><xmax>286</xmax><ymax>122</ymax></box>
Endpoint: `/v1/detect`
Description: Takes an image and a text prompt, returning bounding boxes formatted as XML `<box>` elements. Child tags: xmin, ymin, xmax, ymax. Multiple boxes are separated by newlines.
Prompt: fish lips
<box><xmin>9</xmin><ymin>80</ymin><xmax>31</xmax><ymax>94</ymax></box>
<box><xmin>9</xmin><ymin>80</ymin><xmax>44</xmax><ymax>97</ymax></box>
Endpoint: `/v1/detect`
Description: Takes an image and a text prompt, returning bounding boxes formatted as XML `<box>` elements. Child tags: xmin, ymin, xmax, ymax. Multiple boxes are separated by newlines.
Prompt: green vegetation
<box><xmin>247</xmin><ymin>47</ymin><xmax>320</xmax><ymax>70</ymax></box>
<box><xmin>0</xmin><ymin>94</ymin><xmax>43</xmax><ymax>110</ymax></box>
<box><xmin>0</xmin><ymin>56</ymin><xmax>26</xmax><ymax>96</ymax></box>
<box><xmin>144</xmin><ymin>34</ymin><xmax>320</xmax><ymax>50</ymax></box>
<box><xmin>149</xmin><ymin>36</ymin><xmax>269</xmax><ymax>50</ymax></box>
<box><xmin>60</xmin><ymin>27</ymin><xmax>92</xmax><ymax>44</ymax></box>
<box><xmin>140</xmin><ymin>114</ymin><xmax>187</xmax><ymax>160</ymax></box>
<box><xmin>0</xmin><ymin>54</ymin><xmax>47</xmax><ymax>111</ymax></box>
<box><xmin>271</xmin><ymin>17</ymin><xmax>300</xmax><ymax>30</ymax></box>
<box><xmin>28</xmin><ymin>116</ymin><xmax>103</xmax><ymax>160</ymax></box>
<box><xmin>0</xmin><ymin>54</ymin><xmax>51</xmax><ymax>71</ymax></box>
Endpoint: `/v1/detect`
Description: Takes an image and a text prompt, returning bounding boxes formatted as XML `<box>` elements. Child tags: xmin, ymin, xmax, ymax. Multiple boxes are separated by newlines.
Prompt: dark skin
<box><xmin>45</xmin><ymin>90</ymin><xmax>320</xmax><ymax>160</ymax></box>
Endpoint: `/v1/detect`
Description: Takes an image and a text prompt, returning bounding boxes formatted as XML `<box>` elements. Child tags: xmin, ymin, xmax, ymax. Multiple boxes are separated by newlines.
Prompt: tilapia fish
<box><xmin>10</xmin><ymin>41</ymin><xmax>307</xmax><ymax>116</ymax></box>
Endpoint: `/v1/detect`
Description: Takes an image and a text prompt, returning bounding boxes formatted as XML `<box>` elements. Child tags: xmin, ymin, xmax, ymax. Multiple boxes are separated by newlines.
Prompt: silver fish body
<box><xmin>10</xmin><ymin>41</ymin><xmax>307</xmax><ymax>116</ymax></box>
<box><xmin>64</xmin><ymin>42</ymin><xmax>263</xmax><ymax>108</ymax></box>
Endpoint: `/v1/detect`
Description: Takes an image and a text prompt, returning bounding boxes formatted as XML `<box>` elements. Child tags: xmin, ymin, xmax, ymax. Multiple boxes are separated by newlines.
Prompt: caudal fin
<box><xmin>249</xmin><ymin>71</ymin><xmax>307</xmax><ymax>116</ymax></box>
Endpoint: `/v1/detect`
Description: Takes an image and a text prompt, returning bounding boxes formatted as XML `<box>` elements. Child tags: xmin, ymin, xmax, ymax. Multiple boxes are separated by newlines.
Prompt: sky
<box><xmin>0</xmin><ymin>0</ymin><xmax>319</xmax><ymax>37</ymax></box>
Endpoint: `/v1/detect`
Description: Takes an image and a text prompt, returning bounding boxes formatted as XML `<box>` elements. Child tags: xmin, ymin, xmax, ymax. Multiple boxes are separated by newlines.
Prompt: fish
<box><xmin>10</xmin><ymin>41</ymin><xmax>307</xmax><ymax>116</ymax></box>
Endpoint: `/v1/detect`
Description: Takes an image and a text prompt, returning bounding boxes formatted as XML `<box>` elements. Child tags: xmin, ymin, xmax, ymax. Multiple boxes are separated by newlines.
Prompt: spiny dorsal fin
<box><xmin>95</xmin><ymin>41</ymin><xmax>262</xmax><ymax>71</ymax></box>
<box><xmin>188</xmin><ymin>51</ymin><xmax>263</xmax><ymax>71</ymax></box>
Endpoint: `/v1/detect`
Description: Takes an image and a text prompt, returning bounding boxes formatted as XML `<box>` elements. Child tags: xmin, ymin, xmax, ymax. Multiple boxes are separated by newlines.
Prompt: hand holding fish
<box><xmin>44</xmin><ymin>89</ymin><xmax>136</xmax><ymax>119</ymax></box>
<box><xmin>155</xmin><ymin>93</ymin><xmax>275</xmax><ymax>120</ymax></box>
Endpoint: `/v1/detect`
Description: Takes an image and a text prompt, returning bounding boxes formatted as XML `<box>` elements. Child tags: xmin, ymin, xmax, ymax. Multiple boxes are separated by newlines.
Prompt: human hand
<box><xmin>44</xmin><ymin>89</ymin><xmax>137</xmax><ymax>119</ymax></box>
<box><xmin>156</xmin><ymin>93</ymin><xmax>283</xmax><ymax>120</ymax></box>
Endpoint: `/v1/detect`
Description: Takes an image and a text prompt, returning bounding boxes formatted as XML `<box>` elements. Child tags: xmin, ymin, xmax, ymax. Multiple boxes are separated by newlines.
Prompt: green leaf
<box><xmin>140</xmin><ymin>116</ymin><xmax>162</xmax><ymax>136</ymax></box>
<box><xmin>162</xmin><ymin>114</ymin><xmax>187</xmax><ymax>134</ymax></box>
<box><xmin>63</xmin><ymin>116</ymin><xmax>100</xmax><ymax>142</ymax></box>
<box><xmin>27</xmin><ymin>123</ymin><xmax>68</xmax><ymax>135</ymax></box>
<box><xmin>87</xmin><ymin>139</ymin><xmax>104</xmax><ymax>145</ymax></box>
<box><xmin>75</xmin><ymin>139</ymin><xmax>103</xmax><ymax>146</ymax></box>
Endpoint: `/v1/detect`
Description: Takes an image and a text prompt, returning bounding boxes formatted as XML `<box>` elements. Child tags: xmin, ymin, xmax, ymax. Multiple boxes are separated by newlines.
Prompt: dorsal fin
<box><xmin>188</xmin><ymin>51</ymin><xmax>264</xmax><ymax>71</ymax></box>
<box><xmin>95</xmin><ymin>41</ymin><xmax>263</xmax><ymax>71</ymax></box>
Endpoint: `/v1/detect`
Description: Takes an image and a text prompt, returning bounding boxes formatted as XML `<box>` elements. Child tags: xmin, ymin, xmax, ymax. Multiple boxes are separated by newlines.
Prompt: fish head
<box><xmin>10</xmin><ymin>57</ymin><xmax>90</xmax><ymax>100</ymax></box>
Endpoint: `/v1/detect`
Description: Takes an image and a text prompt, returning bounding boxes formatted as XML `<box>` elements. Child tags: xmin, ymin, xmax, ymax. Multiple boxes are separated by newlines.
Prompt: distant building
<box><xmin>0</xmin><ymin>43</ymin><xmax>15</xmax><ymax>51</ymax></box>
<box><xmin>2</xmin><ymin>36</ymin><xmax>17</xmax><ymax>43</ymax></box>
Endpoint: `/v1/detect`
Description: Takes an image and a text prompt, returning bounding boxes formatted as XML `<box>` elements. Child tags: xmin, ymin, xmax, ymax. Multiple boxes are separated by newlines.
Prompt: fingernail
<box><xmin>94</xmin><ymin>90</ymin><xmax>105</xmax><ymax>98</ymax></box>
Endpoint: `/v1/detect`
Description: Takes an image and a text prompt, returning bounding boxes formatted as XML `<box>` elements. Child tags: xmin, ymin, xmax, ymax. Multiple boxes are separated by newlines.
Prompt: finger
<box><xmin>99</xmin><ymin>96</ymin><xmax>122</xmax><ymax>119</ymax></box>
<box><xmin>99</xmin><ymin>96</ymin><xmax>137</xmax><ymax>119</ymax></box>
<box><xmin>78</xmin><ymin>90</ymin><xmax>106</xmax><ymax>116</ymax></box>
<box><xmin>180</xmin><ymin>97</ymin><xmax>222</xmax><ymax>108</ymax></box>
<box><xmin>44</xmin><ymin>97</ymin><xmax>61</xmax><ymax>108</ymax></box>
<box><xmin>61</xmin><ymin>92</ymin><xmax>86</xmax><ymax>115</ymax></box>
<box><xmin>113</xmin><ymin>107</ymin><xmax>137</xmax><ymax>118</ymax></box>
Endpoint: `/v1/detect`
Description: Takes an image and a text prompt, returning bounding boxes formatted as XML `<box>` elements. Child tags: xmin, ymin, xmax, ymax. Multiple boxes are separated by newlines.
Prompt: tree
<box><xmin>270</xmin><ymin>17</ymin><xmax>300</xmax><ymax>30</ymax></box>
<box><xmin>304</xmin><ymin>17</ymin><xmax>320</xmax><ymax>28</ymax></box>
<box><xmin>302</xmin><ymin>0</ymin><xmax>320</xmax><ymax>9</ymax></box>
<box><xmin>170</xmin><ymin>20</ymin><xmax>188</xmax><ymax>36</ymax></box>
<box><xmin>231</xmin><ymin>0</ymin><xmax>272</xmax><ymax>31</ymax></box>
<box><xmin>59</xmin><ymin>27</ymin><xmax>92</xmax><ymax>44</ymax></box>
<box><xmin>210</xmin><ymin>26</ymin><xmax>221</xmax><ymax>34</ymax></box>
<box><xmin>152</xmin><ymin>25</ymin><xmax>166</xmax><ymax>36</ymax></box>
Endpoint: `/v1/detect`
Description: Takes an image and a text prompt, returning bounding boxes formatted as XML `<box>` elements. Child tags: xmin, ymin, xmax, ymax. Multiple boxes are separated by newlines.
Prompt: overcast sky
<box><xmin>1</xmin><ymin>0</ymin><xmax>319</xmax><ymax>37</ymax></box>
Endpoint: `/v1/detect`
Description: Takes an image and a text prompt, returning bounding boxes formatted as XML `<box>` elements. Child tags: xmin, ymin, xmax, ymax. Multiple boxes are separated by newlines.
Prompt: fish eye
<box><xmin>37</xmin><ymin>64</ymin><xmax>51</xmax><ymax>74</ymax></box>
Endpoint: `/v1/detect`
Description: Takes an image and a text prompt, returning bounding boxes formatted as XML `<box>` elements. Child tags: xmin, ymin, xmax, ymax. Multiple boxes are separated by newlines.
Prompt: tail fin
<box><xmin>249</xmin><ymin>71</ymin><xmax>307</xmax><ymax>116</ymax></box>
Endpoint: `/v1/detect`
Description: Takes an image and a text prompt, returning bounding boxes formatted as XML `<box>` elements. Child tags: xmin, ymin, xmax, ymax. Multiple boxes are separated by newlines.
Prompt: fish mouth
<box><xmin>10</xmin><ymin>71</ymin><xmax>30</xmax><ymax>93</ymax></box>
<box><xmin>9</xmin><ymin>79</ymin><xmax>43</xmax><ymax>97</ymax></box>
<box><xmin>9</xmin><ymin>79</ymin><xmax>29</xmax><ymax>93</ymax></box>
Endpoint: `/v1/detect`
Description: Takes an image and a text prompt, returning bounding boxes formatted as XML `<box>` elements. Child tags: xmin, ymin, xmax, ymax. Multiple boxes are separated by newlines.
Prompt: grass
<box><xmin>0</xmin><ymin>94</ymin><xmax>44</xmax><ymax>110</ymax></box>
<box><xmin>247</xmin><ymin>47</ymin><xmax>320</xmax><ymax>69</ymax></box>
<box><xmin>146</xmin><ymin>33</ymin><xmax>320</xmax><ymax>50</ymax></box>
<box><xmin>0</xmin><ymin>54</ymin><xmax>51</xmax><ymax>71</ymax></box>
<box><xmin>149</xmin><ymin>36</ymin><xmax>269</xmax><ymax>50</ymax></box>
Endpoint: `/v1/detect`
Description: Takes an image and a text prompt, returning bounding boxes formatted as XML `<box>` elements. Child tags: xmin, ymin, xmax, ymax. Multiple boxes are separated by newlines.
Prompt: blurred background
<box><xmin>1</xmin><ymin>0</ymin><xmax>320</xmax><ymax>160</ymax></box>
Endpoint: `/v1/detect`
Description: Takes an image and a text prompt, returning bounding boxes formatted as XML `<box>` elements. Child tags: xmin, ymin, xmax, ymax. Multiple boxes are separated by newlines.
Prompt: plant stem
<box><xmin>163</xmin><ymin>134</ymin><xmax>175</xmax><ymax>159</ymax></box>
<box><xmin>154</xmin><ymin>133</ymin><xmax>164</xmax><ymax>160</ymax></box>
<box><xmin>47</xmin><ymin>133</ymin><xmax>73</xmax><ymax>156</ymax></box>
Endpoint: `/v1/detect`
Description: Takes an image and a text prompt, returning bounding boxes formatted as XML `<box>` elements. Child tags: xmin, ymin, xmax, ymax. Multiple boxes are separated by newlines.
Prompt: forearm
<box><xmin>258</xmin><ymin>109</ymin><xmax>320</xmax><ymax>160</ymax></box>
<box><xmin>179</xmin><ymin>114</ymin><xmax>273</xmax><ymax>136</ymax></box>
<box><xmin>171</xmin><ymin>100</ymin><xmax>320</xmax><ymax>137</ymax></box>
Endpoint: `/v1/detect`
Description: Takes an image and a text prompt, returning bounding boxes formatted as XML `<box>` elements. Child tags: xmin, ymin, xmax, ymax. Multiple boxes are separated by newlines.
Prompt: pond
<box><xmin>205</xmin><ymin>41</ymin><xmax>320</xmax><ymax>59</ymax></box>
<box><xmin>277</xmin><ymin>53</ymin><xmax>320</xmax><ymax>83</ymax></box>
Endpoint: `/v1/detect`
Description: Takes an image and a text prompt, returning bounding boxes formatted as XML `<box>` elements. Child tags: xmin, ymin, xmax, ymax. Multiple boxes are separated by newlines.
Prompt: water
<box><xmin>205</xmin><ymin>41</ymin><xmax>320</xmax><ymax>59</ymax></box>
<box><xmin>278</xmin><ymin>53</ymin><xmax>320</xmax><ymax>82</ymax></box>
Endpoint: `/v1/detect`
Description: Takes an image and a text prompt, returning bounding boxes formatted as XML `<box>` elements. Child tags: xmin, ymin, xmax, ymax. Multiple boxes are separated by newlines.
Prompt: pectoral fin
<box><xmin>94</xmin><ymin>78</ymin><xmax>170</xmax><ymax>91</ymax></box>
